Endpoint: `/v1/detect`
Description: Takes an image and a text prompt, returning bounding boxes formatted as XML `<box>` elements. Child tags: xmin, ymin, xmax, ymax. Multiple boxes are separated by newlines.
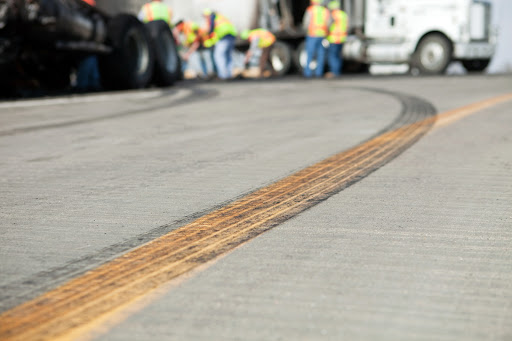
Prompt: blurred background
<box><xmin>96</xmin><ymin>0</ymin><xmax>511</xmax><ymax>74</ymax></box>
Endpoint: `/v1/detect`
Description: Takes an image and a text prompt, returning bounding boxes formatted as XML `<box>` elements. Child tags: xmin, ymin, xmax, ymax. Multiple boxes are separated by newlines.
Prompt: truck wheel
<box><xmin>412</xmin><ymin>34</ymin><xmax>452</xmax><ymax>75</ymax></box>
<box><xmin>145</xmin><ymin>20</ymin><xmax>181</xmax><ymax>86</ymax></box>
<box><xmin>462</xmin><ymin>59</ymin><xmax>490</xmax><ymax>72</ymax></box>
<box><xmin>100</xmin><ymin>14</ymin><xmax>154</xmax><ymax>90</ymax></box>
<box><xmin>269</xmin><ymin>41</ymin><xmax>292</xmax><ymax>76</ymax></box>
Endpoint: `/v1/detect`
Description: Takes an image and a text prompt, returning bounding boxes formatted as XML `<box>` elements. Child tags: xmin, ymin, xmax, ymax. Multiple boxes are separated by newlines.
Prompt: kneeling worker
<box><xmin>174</xmin><ymin>20</ymin><xmax>210</xmax><ymax>78</ymax></box>
<box><xmin>240</xmin><ymin>28</ymin><xmax>277</xmax><ymax>78</ymax></box>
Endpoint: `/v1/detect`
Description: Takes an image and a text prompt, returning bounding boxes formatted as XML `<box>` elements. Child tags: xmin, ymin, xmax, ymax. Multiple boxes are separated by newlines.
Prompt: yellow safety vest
<box><xmin>140</xmin><ymin>1</ymin><xmax>172</xmax><ymax>25</ymax></box>
<box><xmin>248</xmin><ymin>29</ymin><xmax>276</xmax><ymax>48</ymax></box>
<box><xmin>203</xmin><ymin>13</ymin><xmax>237</xmax><ymax>48</ymax></box>
<box><xmin>327</xmin><ymin>9</ymin><xmax>348</xmax><ymax>44</ymax></box>
<box><xmin>307</xmin><ymin>5</ymin><xmax>329</xmax><ymax>37</ymax></box>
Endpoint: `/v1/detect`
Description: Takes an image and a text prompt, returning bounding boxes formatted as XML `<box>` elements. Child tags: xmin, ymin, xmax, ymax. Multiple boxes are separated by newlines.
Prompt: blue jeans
<box><xmin>76</xmin><ymin>55</ymin><xmax>101</xmax><ymax>91</ymax></box>
<box><xmin>213</xmin><ymin>35</ymin><xmax>235</xmax><ymax>79</ymax></box>
<box><xmin>304</xmin><ymin>36</ymin><xmax>326</xmax><ymax>78</ymax></box>
<box><xmin>182</xmin><ymin>49</ymin><xmax>214</xmax><ymax>76</ymax></box>
<box><xmin>327</xmin><ymin>43</ymin><xmax>344</xmax><ymax>76</ymax></box>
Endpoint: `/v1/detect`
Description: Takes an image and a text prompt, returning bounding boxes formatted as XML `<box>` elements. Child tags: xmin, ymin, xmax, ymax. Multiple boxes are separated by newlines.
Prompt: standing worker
<box><xmin>302</xmin><ymin>0</ymin><xmax>330</xmax><ymax>78</ymax></box>
<box><xmin>326</xmin><ymin>1</ymin><xmax>348</xmax><ymax>78</ymax></box>
<box><xmin>138</xmin><ymin>0</ymin><xmax>173</xmax><ymax>26</ymax></box>
<box><xmin>202</xmin><ymin>9</ymin><xmax>237</xmax><ymax>80</ymax></box>
<box><xmin>240</xmin><ymin>28</ymin><xmax>277</xmax><ymax>78</ymax></box>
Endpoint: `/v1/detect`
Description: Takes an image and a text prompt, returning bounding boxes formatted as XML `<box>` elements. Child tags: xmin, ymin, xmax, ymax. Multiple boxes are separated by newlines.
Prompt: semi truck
<box><xmin>0</xmin><ymin>0</ymin><xmax>181</xmax><ymax>96</ymax></box>
<box><xmin>165</xmin><ymin>0</ymin><xmax>496</xmax><ymax>75</ymax></box>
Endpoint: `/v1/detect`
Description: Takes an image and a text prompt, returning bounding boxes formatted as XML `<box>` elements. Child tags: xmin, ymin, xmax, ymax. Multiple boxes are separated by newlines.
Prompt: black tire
<box><xmin>269</xmin><ymin>41</ymin><xmax>293</xmax><ymax>76</ymax></box>
<box><xmin>145</xmin><ymin>20</ymin><xmax>181</xmax><ymax>86</ymax></box>
<box><xmin>462</xmin><ymin>59</ymin><xmax>490</xmax><ymax>72</ymax></box>
<box><xmin>412</xmin><ymin>34</ymin><xmax>452</xmax><ymax>75</ymax></box>
<box><xmin>100</xmin><ymin>14</ymin><xmax>154</xmax><ymax>90</ymax></box>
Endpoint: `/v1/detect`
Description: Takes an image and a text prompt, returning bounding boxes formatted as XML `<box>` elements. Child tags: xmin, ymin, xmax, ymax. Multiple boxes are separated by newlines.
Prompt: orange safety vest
<box><xmin>248</xmin><ymin>29</ymin><xmax>276</xmax><ymax>48</ymax></box>
<box><xmin>327</xmin><ymin>9</ymin><xmax>348</xmax><ymax>44</ymax></box>
<box><xmin>306</xmin><ymin>5</ymin><xmax>329</xmax><ymax>37</ymax></box>
<box><xmin>177</xmin><ymin>22</ymin><xmax>200</xmax><ymax>47</ymax></box>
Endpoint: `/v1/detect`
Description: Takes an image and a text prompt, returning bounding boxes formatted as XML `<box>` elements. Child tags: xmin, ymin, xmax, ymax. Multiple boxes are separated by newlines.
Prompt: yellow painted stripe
<box><xmin>434</xmin><ymin>93</ymin><xmax>512</xmax><ymax>128</ymax></box>
<box><xmin>0</xmin><ymin>93</ymin><xmax>510</xmax><ymax>341</ymax></box>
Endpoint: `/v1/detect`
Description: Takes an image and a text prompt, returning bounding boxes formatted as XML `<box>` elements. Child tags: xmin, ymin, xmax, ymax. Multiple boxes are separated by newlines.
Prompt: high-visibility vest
<box><xmin>327</xmin><ymin>9</ymin><xmax>348</xmax><ymax>44</ymax></box>
<box><xmin>177</xmin><ymin>21</ymin><xmax>201</xmax><ymax>47</ymax></box>
<box><xmin>203</xmin><ymin>13</ymin><xmax>237</xmax><ymax>48</ymax></box>
<box><xmin>248</xmin><ymin>29</ymin><xmax>276</xmax><ymax>48</ymax></box>
<box><xmin>140</xmin><ymin>1</ymin><xmax>172</xmax><ymax>25</ymax></box>
<box><xmin>306</xmin><ymin>5</ymin><xmax>329</xmax><ymax>37</ymax></box>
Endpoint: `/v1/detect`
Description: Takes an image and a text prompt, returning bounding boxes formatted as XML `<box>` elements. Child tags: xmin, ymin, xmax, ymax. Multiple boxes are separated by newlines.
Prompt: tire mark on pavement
<box><xmin>0</xmin><ymin>88</ymin><xmax>438</xmax><ymax>340</ymax></box>
<box><xmin>0</xmin><ymin>86</ymin><xmax>219</xmax><ymax>137</ymax></box>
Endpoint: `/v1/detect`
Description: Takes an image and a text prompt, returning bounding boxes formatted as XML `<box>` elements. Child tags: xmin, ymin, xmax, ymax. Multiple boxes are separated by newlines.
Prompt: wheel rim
<box><xmin>127</xmin><ymin>28</ymin><xmax>150</xmax><ymax>76</ymax></box>
<box><xmin>420</xmin><ymin>41</ymin><xmax>446</xmax><ymax>71</ymax></box>
<box><xmin>270</xmin><ymin>45</ymin><xmax>289</xmax><ymax>73</ymax></box>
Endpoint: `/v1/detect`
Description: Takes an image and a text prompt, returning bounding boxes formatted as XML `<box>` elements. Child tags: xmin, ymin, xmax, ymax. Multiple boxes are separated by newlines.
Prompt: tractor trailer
<box><xmin>166</xmin><ymin>0</ymin><xmax>496</xmax><ymax>75</ymax></box>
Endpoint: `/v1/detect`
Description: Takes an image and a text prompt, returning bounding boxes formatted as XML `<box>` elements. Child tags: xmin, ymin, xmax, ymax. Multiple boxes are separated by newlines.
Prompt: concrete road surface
<box><xmin>0</xmin><ymin>74</ymin><xmax>511</xmax><ymax>340</ymax></box>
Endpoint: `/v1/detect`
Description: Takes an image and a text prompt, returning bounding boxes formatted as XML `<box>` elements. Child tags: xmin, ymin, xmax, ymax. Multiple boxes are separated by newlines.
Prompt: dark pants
<box><xmin>76</xmin><ymin>55</ymin><xmax>101</xmax><ymax>91</ymax></box>
<box><xmin>327</xmin><ymin>43</ymin><xmax>344</xmax><ymax>76</ymax></box>
<box><xmin>304</xmin><ymin>36</ymin><xmax>326</xmax><ymax>78</ymax></box>
<box><xmin>259</xmin><ymin>45</ymin><xmax>276</xmax><ymax>75</ymax></box>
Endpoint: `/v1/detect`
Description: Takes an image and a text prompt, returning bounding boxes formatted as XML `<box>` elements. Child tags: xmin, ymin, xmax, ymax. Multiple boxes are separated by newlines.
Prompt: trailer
<box><xmin>165</xmin><ymin>0</ymin><xmax>496</xmax><ymax>75</ymax></box>
<box><xmin>0</xmin><ymin>0</ymin><xmax>181</xmax><ymax>96</ymax></box>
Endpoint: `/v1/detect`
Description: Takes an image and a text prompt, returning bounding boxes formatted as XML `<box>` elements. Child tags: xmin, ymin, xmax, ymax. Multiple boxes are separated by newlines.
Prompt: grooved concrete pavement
<box><xmin>1</xmin><ymin>75</ymin><xmax>511</xmax><ymax>340</ymax></box>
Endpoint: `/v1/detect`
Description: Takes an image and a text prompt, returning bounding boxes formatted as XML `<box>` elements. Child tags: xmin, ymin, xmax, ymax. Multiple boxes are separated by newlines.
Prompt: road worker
<box><xmin>240</xmin><ymin>28</ymin><xmax>277</xmax><ymax>78</ymax></box>
<box><xmin>202</xmin><ymin>9</ymin><xmax>237</xmax><ymax>80</ymax></box>
<box><xmin>138</xmin><ymin>0</ymin><xmax>173</xmax><ymax>26</ymax></box>
<box><xmin>325</xmin><ymin>1</ymin><xmax>348</xmax><ymax>78</ymax></box>
<box><xmin>302</xmin><ymin>0</ymin><xmax>330</xmax><ymax>78</ymax></box>
<box><xmin>174</xmin><ymin>20</ymin><xmax>213</xmax><ymax>78</ymax></box>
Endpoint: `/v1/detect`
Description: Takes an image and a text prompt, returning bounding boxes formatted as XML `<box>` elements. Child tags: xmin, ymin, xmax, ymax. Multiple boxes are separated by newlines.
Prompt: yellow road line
<box><xmin>1</xmin><ymin>92</ymin><xmax>510</xmax><ymax>341</ymax></box>
<box><xmin>434</xmin><ymin>93</ymin><xmax>512</xmax><ymax>128</ymax></box>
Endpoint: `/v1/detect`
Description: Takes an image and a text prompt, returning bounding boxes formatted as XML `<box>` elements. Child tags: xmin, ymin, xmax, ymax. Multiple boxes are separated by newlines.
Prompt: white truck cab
<box><xmin>345</xmin><ymin>0</ymin><xmax>496</xmax><ymax>73</ymax></box>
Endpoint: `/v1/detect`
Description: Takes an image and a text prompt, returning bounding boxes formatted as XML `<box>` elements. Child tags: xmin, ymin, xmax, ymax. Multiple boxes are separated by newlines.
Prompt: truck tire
<box><xmin>145</xmin><ymin>20</ymin><xmax>181</xmax><ymax>86</ymax></box>
<box><xmin>100</xmin><ymin>14</ymin><xmax>154</xmax><ymax>90</ymax></box>
<box><xmin>412</xmin><ymin>34</ymin><xmax>452</xmax><ymax>75</ymax></box>
<box><xmin>462</xmin><ymin>59</ymin><xmax>490</xmax><ymax>73</ymax></box>
<box><xmin>269</xmin><ymin>41</ymin><xmax>293</xmax><ymax>76</ymax></box>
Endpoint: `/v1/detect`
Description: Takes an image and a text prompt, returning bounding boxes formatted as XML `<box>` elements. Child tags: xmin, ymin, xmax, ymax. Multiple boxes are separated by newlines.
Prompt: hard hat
<box><xmin>328</xmin><ymin>1</ymin><xmax>340</xmax><ymax>9</ymax></box>
<box><xmin>240</xmin><ymin>29</ymin><xmax>250</xmax><ymax>40</ymax></box>
<box><xmin>203</xmin><ymin>8</ymin><xmax>212</xmax><ymax>16</ymax></box>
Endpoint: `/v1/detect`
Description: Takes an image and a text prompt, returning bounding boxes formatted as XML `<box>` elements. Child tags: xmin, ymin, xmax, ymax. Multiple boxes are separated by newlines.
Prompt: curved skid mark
<box><xmin>0</xmin><ymin>89</ymin><xmax>437</xmax><ymax>340</ymax></box>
